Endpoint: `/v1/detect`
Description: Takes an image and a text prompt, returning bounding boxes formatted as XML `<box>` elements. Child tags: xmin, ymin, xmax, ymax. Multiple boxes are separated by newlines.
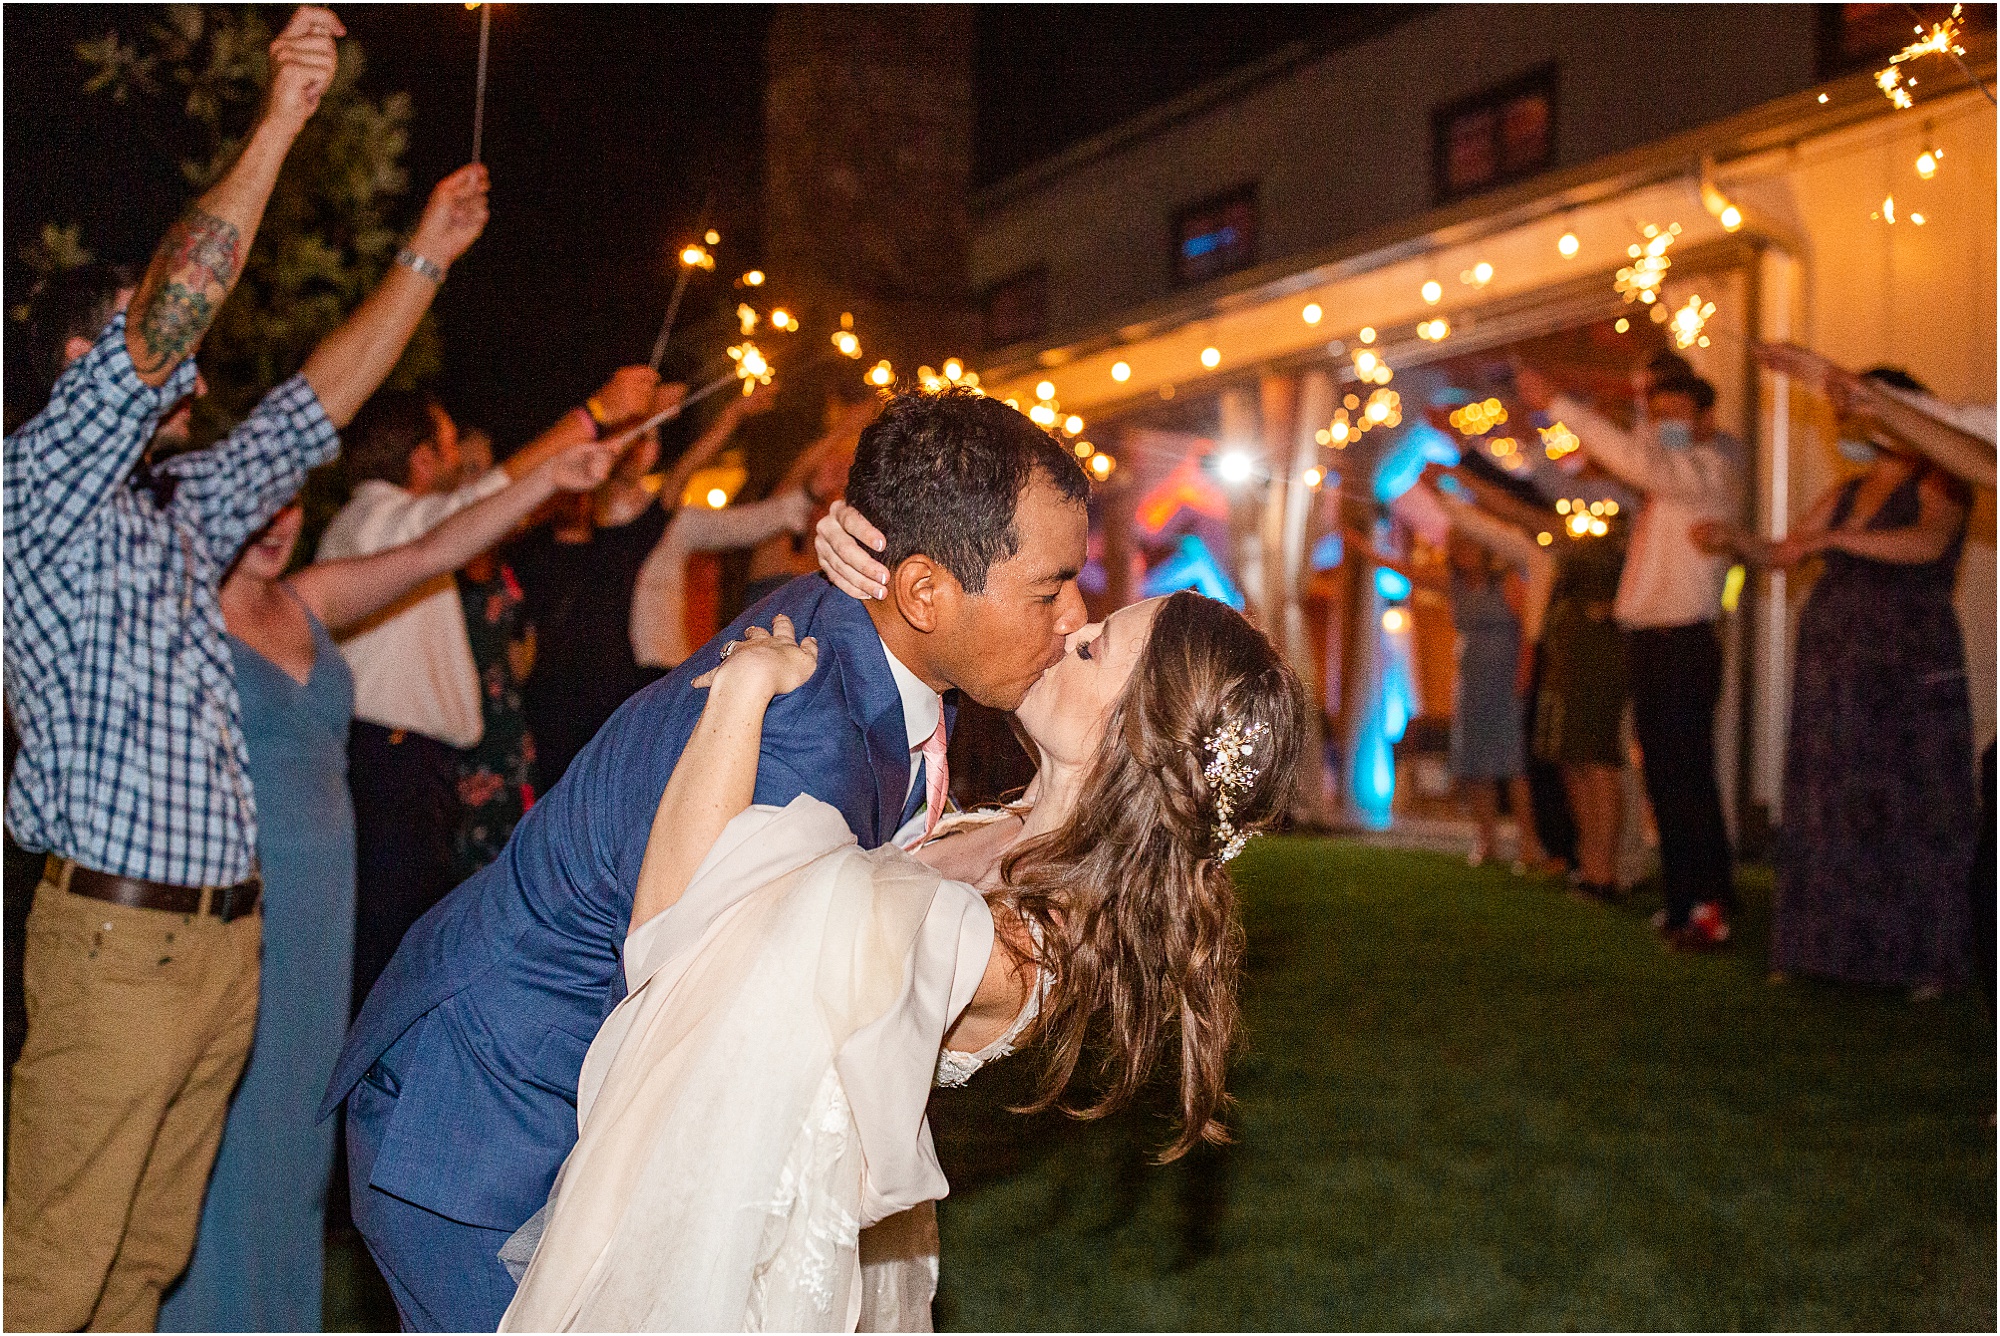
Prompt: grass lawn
<box><xmin>924</xmin><ymin>839</ymin><xmax>1996</xmax><ymax>1331</ymax></box>
<box><xmin>325</xmin><ymin>837</ymin><xmax>1995</xmax><ymax>1330</ymax></box>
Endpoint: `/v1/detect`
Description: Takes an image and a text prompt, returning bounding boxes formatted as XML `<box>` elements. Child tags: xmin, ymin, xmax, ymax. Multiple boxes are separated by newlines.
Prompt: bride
<box><xmin>499</xmin><ymin>588</ymin><xmax>1304</xmax><ymax>1332</ymax></box>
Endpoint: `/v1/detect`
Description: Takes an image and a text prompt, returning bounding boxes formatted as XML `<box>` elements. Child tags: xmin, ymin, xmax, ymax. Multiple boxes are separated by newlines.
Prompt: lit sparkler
<box><xmin>1669</xmin><ymin>295</ymin><xmax>1716</xmax><ymax>349</ymax></box>
<box><xmin>1614</xmin><ymin>223</ymin><xmax>1680</xmax><ymax>305</ymax></box>
<box><xmin>1875</xmin><ymin>4</ymin><xmax>1967</xmax><ymax>109</ymax></box>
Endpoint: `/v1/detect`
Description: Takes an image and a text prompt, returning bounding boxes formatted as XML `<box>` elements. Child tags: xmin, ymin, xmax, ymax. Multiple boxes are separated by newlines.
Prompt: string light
<box><xmin>706</xmin><ymin>487</ymin><xmax>728</xmax><ymax>509</ymax></box>
<box><xmin>1615</xmin><ymin>222</ymin><xmax>1679</xmax><ymax>304</ymax></box>
<box><xmin>1537</xmin><ymin>531</ymin><xmax>1553</xmax><ymax>546</ymax></box>
<box><xmin>1460</xmin><ymin>261</ymin><xmax>1493</xmax><ymax>287</ymax></box>
<box><xmin>768</xmin><ymin>308</ymin><xmax>797</xmax><ymax>332</ymax></box>
<box><xmin>1089</xmin><ymin>452</ymin><xmax>1116</xmax><ymax>479</ymax></box>
<box><xmin>1075</xmin><ymin>439</ymin><xmax>1095</xmax><ymax>457</ymax></box>
<box><xmin>1111</xmin><ymin>361</ymin><xmax>1132</xmax><ymax>382</ymax></box>
<box><xmin>1035</xmin><ymin>381</ymin><xmax>1056</xmax><ymax>401</ymax></box>
<box><xmin>1718</xmin><ymin>204</ymin><xmax>1743</xmax><ymax>231</ymax></box>
<box><xmin>1217</xmin><ymin>451</ymin><xmax>1255</xmax><ymax>484</ymax></box>
<box><xmin>1359</xmin><ymin>327</ymin><xmax>1377</xmax><ymax>344</ymax></box>
<box><xmin>742</xmin><ymin>270</ymin><xmax>765</xmax><ymax>286</ymax></box>
<box><xmin>1875</xmin><ymin>4</ymin><xmax>1965</xmax><ymax>109</ymax></box>
<box><xmin>704</xmin><ymin>229</ymin><xmax>721</xmax><ymax>245</ymax></box>
<box><xmin>1064</xmin><ymin>414</ymin><xmax>1084</xmax><ymax>435</ymax></box>
<box><xmin>832</xmin><ymin>330</ymin><xmax>861</xmax><ymax>357</ymax></box>
<box><xmin>1200</xmin><ymin>347</ymin><xmax>1222</xmax><ymax>369</ymax></box>
<box><xmin>1589</xmin><ymin>517</ymin><xmax>1609</xmax><ymax>537</ymax></box>
<box><xmin>1488</xmin><ymin>436</ymin><xmax>1518</xmax><ymax>458</ymax></box>
<box><xmin>1029</xmin><ymin>403</ymin><xmax>1058</xmax><ymax>427</ymax></box>
<box><xmin>1669</xmin><ymin>295</ymin><xmax>1716</xmax><ymax>349</ymax></box>
<box><xmin>943</xmin><ymin>359</ymin><xmax>964</xmax><ymax>381</ymax></box>
<box><xmin>1382</xmin><ymin>608</ymin><xmax>1407</xmax><ymax>633</ymax></box>
<box><xmin>1614</xmin><ymin>317</ymin><xmax>1631</xmax><ymax>334</ymax></box>
<box><xmin>1557</xmin><ymin>232</ymin><xmax>1580</xmax><ymax>258</ymax></box>
<box><xmin>1302</xmin><ymin>303</ymin><xmax>1323</xmax><ymax>325</ymax></box>
<box><xmin>1417</xmin><ymin>318</ymin><xmax>1451</xmax><ymax>342</ymax></box>
<box><xmin>680</xmin><ymin>243</ymin><xmax>715</xmax><ymax>271</ymax></box>
<box><xmin>1303</xmin><ymin>466</ymin><xmax>1324</xmax><ymax>487</ymax></box>
<box><xmin>868</xmin><ymin>360</ymin><xmax>894</xmax><ymax>387</ymax></box>
<box><xmin>736</xmin><ymin>303</ymin><xmax>759</xmax><ymax>336</ymax></box>
<box><xmin>1421</xmin><ymin>280</ymin><xmax>1443</xmax><ymax>304</ymax></box>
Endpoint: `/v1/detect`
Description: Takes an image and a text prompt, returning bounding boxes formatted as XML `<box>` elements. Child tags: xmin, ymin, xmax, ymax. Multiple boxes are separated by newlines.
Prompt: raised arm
<box><xmin>629</xmin><ymin>616</ymin><xmax>820</xmax><ymax>933</ymax></box>
<box><xmin>125</xmin><ymin>6</ymin><xmax>341</xmax><ymax>384</ymax></box>
<box><xmin>298</xmin><ymin>164</ymin><xmax>489</xmax><ymax>426</ymax></box>
<box><xmin>289</xmin><ymin>439</ymin><xmax>615</xmax><ymax>634</ymax></box>
<box><xmin>655</xmin><ymin>381</ymin><xmax>777</xmax><ymax>509</ymax></box>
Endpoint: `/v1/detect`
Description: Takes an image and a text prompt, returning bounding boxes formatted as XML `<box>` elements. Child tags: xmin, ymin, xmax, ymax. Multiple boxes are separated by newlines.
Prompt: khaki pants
<box><xmin>4</xmin><ymin>868</ymin><xmax>260</xmax><ymax>1332</ymax></box>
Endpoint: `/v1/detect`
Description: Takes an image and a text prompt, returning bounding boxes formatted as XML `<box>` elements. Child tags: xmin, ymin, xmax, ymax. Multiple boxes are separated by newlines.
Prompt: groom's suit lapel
<box><xmin>821</xmin><ymin>590</ymin><xmax>911</xmax><ymax>848</ymax></box>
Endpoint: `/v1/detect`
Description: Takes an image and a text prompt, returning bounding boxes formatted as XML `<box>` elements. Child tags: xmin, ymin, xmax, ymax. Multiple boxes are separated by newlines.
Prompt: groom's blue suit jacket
<box><xmin>323</xmin><ymin>574</ymin><xmax>939</xmax><ymax>1230</ymax></box>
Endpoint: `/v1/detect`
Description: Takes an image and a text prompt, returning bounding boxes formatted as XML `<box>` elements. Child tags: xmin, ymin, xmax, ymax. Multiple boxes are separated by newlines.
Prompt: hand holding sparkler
<box><xmin>406</xmin><ymin>164</ymin><xmax>491</xmax><ymax>272</ymax></box>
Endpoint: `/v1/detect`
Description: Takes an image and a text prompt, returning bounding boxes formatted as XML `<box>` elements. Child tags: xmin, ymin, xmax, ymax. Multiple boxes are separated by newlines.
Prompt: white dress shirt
<box><xmin>317</xmin><ymin>470</ymin><xmax>512</xmax><ymax>747</ymax></box>
<box><xmin>630</xmin><ymin>491</ymin><xmax>813</xmax><ymax>669</ymax></box>
<box><xmin>880</xmin><ymin>640</ymin><xmax>942</xmax><ymax>799</ymax></box>
<box><xmin>1553</xmin><ymin>395</ymin><xmax>1742</xmax><ymax>631</ymax></box>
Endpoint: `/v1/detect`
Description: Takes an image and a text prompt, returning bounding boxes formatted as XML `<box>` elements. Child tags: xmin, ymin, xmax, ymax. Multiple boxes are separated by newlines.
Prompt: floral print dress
<box><xmin>454</xmin><ymin>558</ymin><xmax>538</xmax><ymax>884</ymax></box>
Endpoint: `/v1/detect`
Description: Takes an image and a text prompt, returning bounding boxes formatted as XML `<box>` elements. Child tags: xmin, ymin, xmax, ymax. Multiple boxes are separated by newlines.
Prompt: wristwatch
<box><xmin>395</xmin><ymin>247</ymin><xmax>446</xmax><ymax>285</ymax></box>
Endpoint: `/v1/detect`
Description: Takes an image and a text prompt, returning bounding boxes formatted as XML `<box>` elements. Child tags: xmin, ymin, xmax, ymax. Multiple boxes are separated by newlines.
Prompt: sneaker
<box><xmin>1667</xmin><ymin>902</ymin><xmax>1731</xmax><ymax>952</ymax></box>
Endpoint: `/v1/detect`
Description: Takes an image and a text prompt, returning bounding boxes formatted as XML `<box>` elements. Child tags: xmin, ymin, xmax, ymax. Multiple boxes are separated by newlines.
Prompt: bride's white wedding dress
<box><xmin>497</xmin><ymin>797</ymin><xmax>1031</xmax><ymax>1333</ymax></box>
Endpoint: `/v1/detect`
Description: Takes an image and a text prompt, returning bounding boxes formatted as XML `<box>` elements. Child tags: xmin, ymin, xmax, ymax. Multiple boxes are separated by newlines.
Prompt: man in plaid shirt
<box><xmin>1</xmin><ymin>8</ymin><xmax>491</xmax><ymax>1326</ymax></box>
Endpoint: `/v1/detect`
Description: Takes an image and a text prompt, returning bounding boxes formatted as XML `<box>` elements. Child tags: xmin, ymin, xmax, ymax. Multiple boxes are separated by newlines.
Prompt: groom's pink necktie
<box><xmin>906</xmin><ymin>716</ymin><xmax>950</xmax><ymax>850</ymax></box>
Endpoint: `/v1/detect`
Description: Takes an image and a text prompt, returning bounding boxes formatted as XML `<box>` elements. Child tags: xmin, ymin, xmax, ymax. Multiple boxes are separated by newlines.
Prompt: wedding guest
<box><xmin>159</xmin><ymin>436</ymin><xmax>611</xmax><ymax>1333</ymax></box>
<box><xmin>0</xmin><ymin>14</ymin><xmax>473</xmax><ymax>1325</ymax></box>
<box><xmin>320</xmin><ymin>367</ymin><xmax>654</xmax><ymax>1010</ymax></box>
<box><xmin>1448</xmin><ymin>466</ymin><xmax>1629</xmax><ymax>898</ymax></box>
<box><xmin>1518</xmin><ymin>362</ymin><xmax>1742</xmax><ymax>945</ymax></box>
<box><xmin>1358</xmin><ymin>478</ymin><xmax>1556</xmax><ymax>869</ymax></box>
<box><xmin>1699</xmin><ymin>368</ymin><xmax>1975</xmax><ymax>993</ymax></box>
<box><xmin>740</xmin><ymin>395</ymin><xmax>876</xmax><ymax>606</ymax></box>
<box><xmin>448</xmin><ymin>428</ymin><xmax>540</xmax><ymax>883</ymax></box>
<box><xmin>512</xmin><ymin>382</ymin><xmax>772</xmax><ymax>787</ymax></box>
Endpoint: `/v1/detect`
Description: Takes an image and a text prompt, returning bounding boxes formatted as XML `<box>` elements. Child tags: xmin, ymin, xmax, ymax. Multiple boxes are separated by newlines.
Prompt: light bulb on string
<box><xmin>1558</xmin><ymin>231</ymin><xmax>1580</xmax><ymax>258</ymax></box>
<box><xmin>1302</xmin><ymin>303</ymin><xmax>1323</xmax><ymax>325</ymax></box>
<box><xmin>1200</xmin><ymin>347</ymin><xmax>1221</xmax><ymax>369</ymax></box>
<box><xmin>1111</xmin><ymin>361</ymin><xmax>1132</xmax><ymax>382</ymax></box>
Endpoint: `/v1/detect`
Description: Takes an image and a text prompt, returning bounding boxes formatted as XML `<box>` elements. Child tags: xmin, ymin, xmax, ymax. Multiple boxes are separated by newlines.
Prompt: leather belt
<box><xmin>47</xmin><ymin>855</ymin><xmax>263</xmax><ymax>922</ymax></box>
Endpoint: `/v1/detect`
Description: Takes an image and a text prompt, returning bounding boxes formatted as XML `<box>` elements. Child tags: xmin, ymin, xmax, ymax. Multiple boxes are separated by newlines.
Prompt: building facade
<box><xmin>960</xmin><ymin>4</ymin><xmax>1997</xmax><ymax>835</ymax></box>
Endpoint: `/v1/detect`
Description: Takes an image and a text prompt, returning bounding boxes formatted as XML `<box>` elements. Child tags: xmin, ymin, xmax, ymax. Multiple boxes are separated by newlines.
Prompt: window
<box><xmin>983</xmin><ymin>267</ymin><xmax>1048</xmax><ymax>348</ymax></box>
<box><xmin>1172</xmin><ymin>184</ymin><xmax>1258</xmax><ymax>287</ymax></box>
<box><xmin>1432</xmin><ymin>65</ymin><xmax>1557</xmax><ymax>202</ymax></box>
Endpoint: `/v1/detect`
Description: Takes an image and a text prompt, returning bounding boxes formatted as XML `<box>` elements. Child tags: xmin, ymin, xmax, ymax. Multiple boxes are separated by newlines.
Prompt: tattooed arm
<box><xmin>124</xmin><ymin>6</ymin><xmax>344</xmax><ymax>385</ymax></box>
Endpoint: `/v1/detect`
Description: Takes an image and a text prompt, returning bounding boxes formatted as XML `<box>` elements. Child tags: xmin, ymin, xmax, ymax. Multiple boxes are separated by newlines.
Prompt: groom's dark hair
<box><xmin>844</xmin><ymin>387</ymin><xmax>1089</xmax><ymax>594</ymax></box>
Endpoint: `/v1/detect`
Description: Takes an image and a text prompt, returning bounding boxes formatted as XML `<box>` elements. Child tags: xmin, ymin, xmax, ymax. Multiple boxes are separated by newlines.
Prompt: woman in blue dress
<box><xmin>158</xmin><ymin>438</ymin><xmax>615</xmax><ymax>1331</ymax></box>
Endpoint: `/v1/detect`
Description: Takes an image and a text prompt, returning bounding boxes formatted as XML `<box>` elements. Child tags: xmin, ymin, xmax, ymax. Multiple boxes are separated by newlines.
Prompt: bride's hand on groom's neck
<box><xmin>817</xmin><ymin>501</ymin><xmax>889</xmax><ymax>600</ymax></box>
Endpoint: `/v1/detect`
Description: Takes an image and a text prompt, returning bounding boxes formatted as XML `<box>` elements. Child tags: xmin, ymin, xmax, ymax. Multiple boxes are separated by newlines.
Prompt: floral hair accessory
<box><xmin>1202</xmin><ymin>718</ymin><xmax>1270</xmax><ymax>863</ymax></box>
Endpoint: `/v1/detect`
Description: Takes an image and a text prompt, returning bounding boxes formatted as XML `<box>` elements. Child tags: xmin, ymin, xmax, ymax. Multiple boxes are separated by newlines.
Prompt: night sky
<box><xmin>5</xmin><ymin>4</ymin><xmax>1407</xmax><ymax>446</ymax></box>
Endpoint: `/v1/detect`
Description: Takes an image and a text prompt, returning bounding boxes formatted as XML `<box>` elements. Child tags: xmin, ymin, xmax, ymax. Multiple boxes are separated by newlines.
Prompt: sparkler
<box><xmin>650</xmin><ymin>191</ymin><xmax>717</xmax><ymax>371</ymax></box>
<box><xmin>1614</xmin><ymin>223</ymin><xmax>1679</xmax><ymax>305</ymax></box>
<box><xmin>469</xmin><ymin>4</ymin><xmax>491</xmax><ymax>165</ymax></box>
<box><xmin>1874</xmin><ymin>4</ymin><xmax>1989</xmax><ymax>108</ymax></box>
<box><xmin>1668</xmin><ymin>295</ymin><xmax>1716</xmax><ymax>350</ymax></box>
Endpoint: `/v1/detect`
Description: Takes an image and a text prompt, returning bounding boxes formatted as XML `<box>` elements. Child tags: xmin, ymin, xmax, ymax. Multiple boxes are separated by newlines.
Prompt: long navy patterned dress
<box><xmin>1773</xmin><ymin>469</ymin><xmax>1974</xmax><ymax>988</ymax></box>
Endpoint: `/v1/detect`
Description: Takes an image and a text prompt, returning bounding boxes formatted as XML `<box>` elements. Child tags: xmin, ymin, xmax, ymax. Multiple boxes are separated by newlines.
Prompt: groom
<box><xmin>326</xmin><ymin>388</ymin><xmax>1089</xmax><ymax>1330</ymax></box>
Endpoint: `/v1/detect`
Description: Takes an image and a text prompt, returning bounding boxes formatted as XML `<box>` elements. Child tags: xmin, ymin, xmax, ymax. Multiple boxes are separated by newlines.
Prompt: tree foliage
<box><xmin>74</xmin><ymin>4</ymin><xmax>437</xmax><ymax>444</ymax></box>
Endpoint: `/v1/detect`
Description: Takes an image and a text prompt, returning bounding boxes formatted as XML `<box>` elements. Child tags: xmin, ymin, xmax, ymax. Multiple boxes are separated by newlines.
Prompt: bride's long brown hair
<box><xmin>995</xmin><ymin>590</ymin><xmax>1307</xmax><ymax>1161</ymax></box>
